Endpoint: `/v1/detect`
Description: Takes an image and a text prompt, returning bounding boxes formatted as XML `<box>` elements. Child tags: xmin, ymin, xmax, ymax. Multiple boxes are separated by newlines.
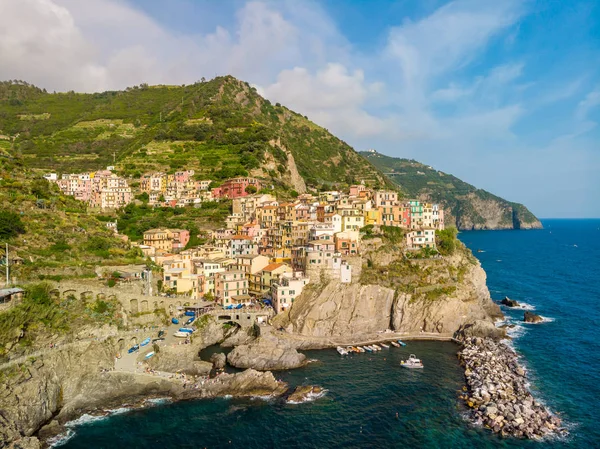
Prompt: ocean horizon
<box><xmin>56</xmin><ymin>219</ymin><xmax>600</xmax><ymax>448</ymax></box>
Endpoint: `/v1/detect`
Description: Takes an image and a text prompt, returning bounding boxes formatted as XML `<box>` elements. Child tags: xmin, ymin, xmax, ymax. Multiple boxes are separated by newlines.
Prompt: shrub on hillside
<box><xmin>436</xmin><ymin>227</ymin><xmax>458</xmax><ymax>256</ymax></box>
<box><xmin>0</xmin><ymin>210</ymin><xmax>25</xmax><ymax>239</ymax></box>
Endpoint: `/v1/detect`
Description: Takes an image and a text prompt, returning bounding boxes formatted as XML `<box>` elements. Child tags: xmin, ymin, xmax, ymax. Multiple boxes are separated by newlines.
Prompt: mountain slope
<box><xmin>360</xmin><ymin>151</ymin><xmax>542</xmax><ymax>230</ymax></box>
<box><xmin>0</xmin><ymin>78</ymin><xmax>392</xmax><ymax>193</ymax></box>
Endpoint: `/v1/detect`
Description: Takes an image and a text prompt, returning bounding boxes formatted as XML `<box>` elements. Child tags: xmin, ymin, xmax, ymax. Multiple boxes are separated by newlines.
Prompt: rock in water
<box><xmin>227</xmin><ymin>342</ymin><xmax>306</xmax><ymax>370</ymax></box>
<box><xmin>210</xmin><ymin>352</ymin><xmax>226</xmax><ymax>369</ymax></box>
<box><xmin>501</xmin><ymin>297</ymin><xmax>520</xmax><ymax>307</ymax></box>
<box><xmin>523</xmin><ymin>312</ymin><xmax>544</xmax><ymax>323</ymax></box>
<box><xmin>287</xmin><ymin>385</ymin><xmax>324</xmax><ymax>403</ymax></box>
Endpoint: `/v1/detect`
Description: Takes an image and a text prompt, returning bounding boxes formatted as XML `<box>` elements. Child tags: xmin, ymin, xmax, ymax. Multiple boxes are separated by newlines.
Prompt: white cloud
<box><xmin>0</xmin><ymin>0</ymin><xmax>598</xmax><ymax>216</ymax></box>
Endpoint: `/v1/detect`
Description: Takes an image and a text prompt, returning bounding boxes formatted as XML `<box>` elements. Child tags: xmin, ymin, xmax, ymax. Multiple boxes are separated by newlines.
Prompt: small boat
<box><xmin>397</xmin><ymin>340</ymin><xmax>407</xmax><ymax>347</ymax></box>
<box><xmin>128</xmin><ymin>344</ymin><xmax>139</xmax><ymax>354</ymax></box>
<box><xmin>380</xmin><ymin>343</ymin><xmax>390</xmax><ymax>349</ymax></box>
<box><xmin>179</xmin><ymin>327</ymin><xmax>194</xmax><ymax>334</ymax></box>
<box><xmin>337</xmin><ymin>346</ymin><xmax>348</xmax><ymax>355</ymax></box>
<box><xmin>372</xmin><ymin>344</ymin><xmax>381</xmax><ymax>351</ymax></box>
<box><xmin>140</xmin><ymin>338</ymin><xmax>151</xmax><ymax>347</ymax></box>
<box><xmin>346</xmin><ymin>346</ymin><xmax>355</xmax><ymax>353</ymax></box>
<box><xmin>364</xmin><ymin>346</ymin><xmax>373</xmax><ymax>352</ymax></box>
<box><xmin>144</xmin><ymin>351</ymin><xmax>155</xmax><ymax>359</ymax></box>
<box><xmin>173</xmin><ymin>332</ymin><xmax>189</xmax><ymax>338</ymax></box>
<box><xmin>357</xmin><ymin>346</ymin><xmax>365</xmax><ymax>353</ymax></box>
<box><xmin>158</xmin><ymin>330</ymin><xmax>166</xmax><ymax>338</ymax></box>
<box><xmin>171</xmin><ymin>318</ymin><xmax>179</xmax><ymax>324</ymax></box>
<box><xmin>186</xmin><ymin>317</ymin><xmax>195</xmax><ymax>325</ymax></box>
<box><xmin>400</xmin><ymin>354</ymin><xmax>424</xmax><ymax>369</ymax></box>
<box><xmin>390</xmin><ymin>341</ymin><xmax>400</xmax><ymax>348</ymax></box>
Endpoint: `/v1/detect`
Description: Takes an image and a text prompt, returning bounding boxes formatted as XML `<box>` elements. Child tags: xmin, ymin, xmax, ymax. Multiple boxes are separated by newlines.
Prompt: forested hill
<box><xmin>361</xmin><ymin>150</ymin><xmax>542</xmax><ymax>230</ymax></box>
<box><xmin>0</xmin><ymin>77</ymin><xmax>391</xmax><ymax>193</ymax></box>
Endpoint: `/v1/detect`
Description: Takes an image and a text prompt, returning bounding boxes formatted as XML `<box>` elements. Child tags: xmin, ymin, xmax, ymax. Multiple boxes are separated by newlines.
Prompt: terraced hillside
<box><xmin>0</xmin><ymin>78</ymin><xmax>391</xmax><ymax>193</ymax></box>
<box><xmin>361</xmin><ymin>150</ymin><xmax>542</xmax><ymax>230</ymax></box>
<box><xmin>0</xmin><ymin>154</ymin><xmax>143</xmax><ymax>280</ymax></box>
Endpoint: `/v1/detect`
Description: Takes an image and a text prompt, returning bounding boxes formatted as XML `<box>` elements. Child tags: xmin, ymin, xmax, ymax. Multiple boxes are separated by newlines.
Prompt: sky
<box><xmin>1</xmin><ymin>0</ymin><xmax>599</xmax><ymax>218</ymax></box>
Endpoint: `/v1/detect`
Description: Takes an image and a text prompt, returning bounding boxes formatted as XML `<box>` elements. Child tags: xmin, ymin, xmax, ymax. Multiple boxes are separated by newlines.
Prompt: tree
<box><xmin>158</xmin><ymin>194</ymin><xmax>165</xmax><ymax>202</ymax></box>
<box><xmin>0</xmin><ymin>211</ymin><xmax>25</xmax><ymax>239</ymax></box>
<box><xmin>290</xmin><ymin>190</ymin><xmax>299</xmax><ymax>198</ymax></box>
<box><xmin>245</xmin><ymin>185</ymin><xmax>257</xmax><ymax>194</ymax></box>
<box><xmin>436</xmin><ymin>228</ymin><xmax>458</xmax><ymax>256</ymax></box>
<box><xmin>136</xmin><ymin>192</ymin><xmax>149</xmax><ymax>203</ymax></box>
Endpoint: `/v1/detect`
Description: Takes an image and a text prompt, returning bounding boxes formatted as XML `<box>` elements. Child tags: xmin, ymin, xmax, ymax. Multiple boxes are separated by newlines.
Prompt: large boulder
<box><xmin>523</xmin><ymin>312</ymin><xmax>543</xmax><ymax>323</ymax></box>
<box><xmin>501</xmin><ymin>297</ymin><xmax>520</xmax><ymax>307</ymax></box>
<box><xmin>227</xmin><ymin>342</ymin><xmax>306</xmax><ymax>370</ymax></box>
<box><xmin>210</xmin><ymin>352</ymin><xmax>226</xmax><ymax>369</ymax></box>
<box><xmin>454</xmin><ymin>320</ymin><xmax>506</xmax><ymax>341</ymax></box>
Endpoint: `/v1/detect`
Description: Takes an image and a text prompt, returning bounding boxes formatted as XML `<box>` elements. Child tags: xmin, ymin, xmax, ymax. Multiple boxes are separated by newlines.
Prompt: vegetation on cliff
<box><xmin>0</xmin><ymin>78</ymin><xmax>391</xmax><ymax>191</ymax></box>
<box><xmin>360</xmin><ymin>150</ymin><xmax>542</xmax><ymax>230</ymax></box>
<box><xmin>0</xmin><ymin>283</ymin><xmax>121</xmax><ymax>358</ymax></box>
<box><xmin>0</xmin><ymin>155</ymin><xmax>143</xmax><ymax>278</ymax></box>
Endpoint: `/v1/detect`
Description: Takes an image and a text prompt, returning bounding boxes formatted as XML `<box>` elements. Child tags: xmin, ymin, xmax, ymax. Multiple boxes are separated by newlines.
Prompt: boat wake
<box><xmin>287</xmin><ymin>388</ymin><xmax>328</xmax><ymax>405</ymax></box>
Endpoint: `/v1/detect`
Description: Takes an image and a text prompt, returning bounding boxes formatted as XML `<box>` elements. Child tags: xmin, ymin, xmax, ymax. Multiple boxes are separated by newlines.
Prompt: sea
<box><xmin>56</xmin><ymin>219</ymin><xmax>600</xmax><ymax>448</ymax></box>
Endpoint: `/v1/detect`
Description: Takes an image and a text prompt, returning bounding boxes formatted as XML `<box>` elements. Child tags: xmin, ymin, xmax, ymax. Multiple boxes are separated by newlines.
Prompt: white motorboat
<box><xmin>380</xmin><ymin>343</ymin><xmax>390</xmax><ymax>349</ymax></box>
<box><xmin>390</xmin><ymin>341</ymin><xmax>400</xmax><ymax>348</ymax></box>
<box><xmin>337</xmin><ymin>346</ymin><xmax>348</xmax><ymax>355</ymax></box>
<box><xmin>372</xmin><ymin>344</ymin><xmax>381</xmax><ymax>351</ymax></box>
<box><xmin>400</xmin><ymin>354</ymin><xmax>424</xmax><ymax>369</ymax></box>
<box><xmin>357</xmin><ymin>346</ymin><xmax>366</xmax><ymax>353</ymax></box>
<box><xmin>173</xmin><ymin>331</ymin><xmax>189</xmax><ymax>338</ymax></box>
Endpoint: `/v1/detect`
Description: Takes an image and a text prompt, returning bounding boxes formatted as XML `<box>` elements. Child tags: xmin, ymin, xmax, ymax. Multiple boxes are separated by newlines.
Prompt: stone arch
<box><xmin>153</xmin><ymin>301</ymin><xmax>158</xmax><ymax>310</ymax></box>
<box><xmin>159</xmin><ymin>301</ymin><xmax>165</xmax><ymax>309</ymax></box>
<box><xmin>80</xmin><ymin>291</ymin><xmax>93</xmax><ymax>301</ymax></box>
<box><xmin>130</xmin><ymin>299</ymin><xmax>138</xmax><ymax>313</ymax></box>
<box><xmin>63</xmin><ymin>289</ymin><xmax>77</xmax><ymax>299</ymax></box>
<box><xmin>184</xmin><ymin>302</ymin><xmax>190</xmax><ymax>307</ymax></box>
<box><xmin>140</xmin><ymin>300</ymin><xmax>149</xmax><ymax>312</ymax></box>
<box><xmin>176</xmin><ymin>301</ymin><xmax>182</xmax><ymax>307</ymax></box>
<box><xmin>117</xmin><ymin>338</ymin><xmax>126</xmax><ymax>351</ymax></box>
<box><xmin>97</xmin><ymin>293</ymin><xmax>106</xmax><ymax>301</ymax></box>
<box><xmin>108</xmin><ymin>295</ymin><xmax>117</xmax><ymax>301</ymax></box>
<box><xmin>49</xmin><ymin>289</ymin><xmax>60</xmax><ymax>300</ymax></box>
<box><xmin>130</xmin><ymin>336</ymin><xmax>138</xmax><ymax>345</ymax></box>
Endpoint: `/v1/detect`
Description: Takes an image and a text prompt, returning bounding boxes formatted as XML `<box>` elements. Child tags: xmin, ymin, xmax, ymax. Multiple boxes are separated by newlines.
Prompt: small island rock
<box><xmin>501</xmin><ymin>297</ymin><xmax>520</xmax><ymax>307</ymax></box>
<box><xmin>523</xmin><ymin>312</ymin><xmax>544</xmax><ymax>323</ymax></box>
<box><xmin>287</xmin><ymin>385</ymin><xmax>323</xmax><ymax>403</ymax></box>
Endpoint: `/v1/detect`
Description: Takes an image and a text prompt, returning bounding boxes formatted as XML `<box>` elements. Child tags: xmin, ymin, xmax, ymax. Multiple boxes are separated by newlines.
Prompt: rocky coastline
<box><xmin>458</xmin><ymin>337</ymin><xmax>566</xmax><ymax>439</ymax></box>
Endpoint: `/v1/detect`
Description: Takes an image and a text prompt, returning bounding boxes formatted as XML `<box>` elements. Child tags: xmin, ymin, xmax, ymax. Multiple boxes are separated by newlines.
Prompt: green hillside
<box><xmin>0</xmin><ymin>154</ymin><xmax>143</xmax><ymax>281</ymax></box>
<box><xmin>360</xmin><ymin>151</ymin><xmax>541</xmax><ymax>230</ymax></box>
<box><xmin>0</xmin><ymin>78</ymin><xmax>391</xmax><ymax>191</ymax></box>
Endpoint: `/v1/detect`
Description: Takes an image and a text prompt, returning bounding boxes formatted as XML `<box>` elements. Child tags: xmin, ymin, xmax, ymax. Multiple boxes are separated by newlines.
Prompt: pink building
<box><xmin>212</xmin><ymin>178</ymin><xmax>262</xmax><ymax>199</ymax></box>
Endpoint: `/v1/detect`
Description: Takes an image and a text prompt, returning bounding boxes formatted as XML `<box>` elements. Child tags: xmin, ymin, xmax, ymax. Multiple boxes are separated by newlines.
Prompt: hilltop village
<box><xmin>43</xmin><ymin>169</ymin><xmax>445</xmax><ymax>315</ymax></box>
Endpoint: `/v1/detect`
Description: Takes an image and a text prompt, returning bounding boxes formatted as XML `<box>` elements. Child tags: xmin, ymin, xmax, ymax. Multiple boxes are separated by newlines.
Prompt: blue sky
<box><xmin>2</xmin><ymin>0</ymin><xmax>600</xmax><ymax>217</ymax></box>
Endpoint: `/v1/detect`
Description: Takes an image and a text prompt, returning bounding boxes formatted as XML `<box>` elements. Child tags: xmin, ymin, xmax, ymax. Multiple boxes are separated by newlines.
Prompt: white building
<box><xmin>272</xmin><ymin>272</ymin><xmax>310</xmax><ymax>314</ymax></box>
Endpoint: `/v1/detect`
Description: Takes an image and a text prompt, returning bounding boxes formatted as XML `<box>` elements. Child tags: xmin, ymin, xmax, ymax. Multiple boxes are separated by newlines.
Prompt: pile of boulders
<box><xmin>458</xmin><ymin>337</ymin><xmax>566</xmax><ymax>439</ymax></box>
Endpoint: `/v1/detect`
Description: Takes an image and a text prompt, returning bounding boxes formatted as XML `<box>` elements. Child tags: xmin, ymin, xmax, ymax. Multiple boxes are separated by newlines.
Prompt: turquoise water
<box><xmin>59</xmin><ymin>219</ymin><xmax>600</xmax><ymax>448</ymax></box>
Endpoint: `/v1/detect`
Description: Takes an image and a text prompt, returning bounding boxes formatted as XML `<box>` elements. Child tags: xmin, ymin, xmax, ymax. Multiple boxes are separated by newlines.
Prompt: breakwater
<box><xmin>458</xmin><ymin>337</ymin><xmax>565</xmax><ymax>439</ymax></box>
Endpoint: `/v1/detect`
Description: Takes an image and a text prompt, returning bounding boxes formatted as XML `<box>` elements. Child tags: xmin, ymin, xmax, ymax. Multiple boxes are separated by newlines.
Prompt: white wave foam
<box><xmin>505</xmin><ymin>301</ymin><xmax>536</xmax><ymax>311</ymax></box>
<box><xmin>48</xmin><ymin>429</ymin><xmax>75</xmax><ymax>448</ymax></box>
<box><xmin>506</xmin><ymin>324</ymin><xmax>527</xmax><ymax>339</ymax></box>
<box><xmin>145</xmin><ymin>397</ymin><xmax>172</xmax><ymax>405</ymax></box>
<box><xmin>287</xmin><ymin>388</ymin><xmax>328</xmax><ymax>405</ymax></box>
<box><xmin>107</xmin><ymin>407</ymin><xmax>131</xmax><ymax>415</ymax></box>
<box><xmin>64</xmin><ymin>413</ymin><xmax>108</xmax><ymax>428</ymax></box>
<box><xmin>523</xmin><ymin>316</ymin><xmax>555</xmax><ymax>324</ymax></box>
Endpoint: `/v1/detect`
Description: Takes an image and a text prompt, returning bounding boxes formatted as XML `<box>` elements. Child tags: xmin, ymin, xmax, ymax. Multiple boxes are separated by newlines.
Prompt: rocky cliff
<box><xmin>0</xmin><ymin>323</ymin><xmax>285</xmax><ymax>448</ymax></box>
<box><xmin>275</xmin><ymin>242</ymin><xmax>502</xmax><ymax>342</ymax></box>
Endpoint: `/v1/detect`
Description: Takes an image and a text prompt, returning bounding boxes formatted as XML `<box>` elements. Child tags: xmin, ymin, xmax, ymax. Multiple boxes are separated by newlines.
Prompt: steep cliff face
<box><xmin>276</xmin><ymin>245</ymin><xmax>502</xmax><ymax>341</ymax></box>
<box><xmin>282</xmin><ymin>283</ymin><xmax>395</xmax><ymax>338</ymax></box>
